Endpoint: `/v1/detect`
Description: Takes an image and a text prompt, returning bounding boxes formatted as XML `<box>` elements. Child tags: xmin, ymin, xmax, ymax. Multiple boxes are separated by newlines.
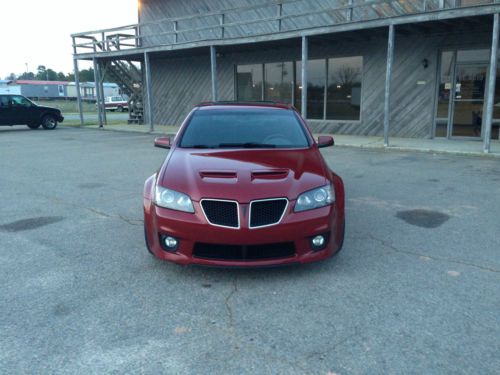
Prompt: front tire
<box><xmin>27</xmin><ymin>123</ymin><xmax>41</xmax><ymax>129</ymax></box>
<box><xmin>117</xmin><ymin>106</ymin><xmax>124</xmax><ymax>112</ymax></box>
<box><xmin>41</xmin><ymin>115</ymin><xmax>58</xmax><ymax>130</ymax></box>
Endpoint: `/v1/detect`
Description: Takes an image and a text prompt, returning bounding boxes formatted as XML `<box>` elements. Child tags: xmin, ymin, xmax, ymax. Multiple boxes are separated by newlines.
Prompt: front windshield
<box><xmin>179</xmin><ymin>108</ymin><xmax>310</xmax><ymax>149</ymax></box>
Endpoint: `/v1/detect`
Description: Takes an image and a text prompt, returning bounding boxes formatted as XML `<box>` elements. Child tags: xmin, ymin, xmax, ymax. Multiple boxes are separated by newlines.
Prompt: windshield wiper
<box><xmin>218</xmin><ymin>142</ymin><xmax>276</xmax><ymax>149</ymax></box>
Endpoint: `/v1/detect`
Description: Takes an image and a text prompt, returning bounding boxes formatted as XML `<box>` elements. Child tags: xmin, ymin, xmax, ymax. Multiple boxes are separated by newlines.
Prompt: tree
<box><xmin>5</xmin><ymin>73</ymin><xmax>16</xmax><ymax>80</ymax></box>
<box><xmin>18</xmin><ymin>72</ymin><xmax>35</xmax><ymax>80</ymax></box>
<box><xmin>79</xmin><ymin>68</ymin><xmax>95</xmax><ymax>82</ymax></box>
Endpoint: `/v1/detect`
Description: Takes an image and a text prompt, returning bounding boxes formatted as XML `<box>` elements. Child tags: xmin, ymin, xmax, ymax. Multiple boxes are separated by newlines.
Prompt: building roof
<box><xmin>15</xmin><ymin>80</ymin><xmax>69</xmax><ymax>85</ymax></box>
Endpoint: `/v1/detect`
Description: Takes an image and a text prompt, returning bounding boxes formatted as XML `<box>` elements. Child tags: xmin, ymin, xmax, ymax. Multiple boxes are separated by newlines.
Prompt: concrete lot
<box><xmin>1</xmin><ymin>126</ymin><xmax>499</xmax><ymax>374</ymax></box>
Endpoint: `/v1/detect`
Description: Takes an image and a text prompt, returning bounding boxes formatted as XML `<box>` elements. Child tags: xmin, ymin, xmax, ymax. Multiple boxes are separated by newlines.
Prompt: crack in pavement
<box><xmin>224</xmin><ymin>275</ymin><xmax>238</xmax><ymax>329</ymax></box>
<box><xmin>358</xmin><ymin>234</ymin><xmax>499</xmax><ymax>273</ymax></box>
<box><xmin>41</xmin><ymin>194</ymin><xmax>143</xmax><ymax>227</ymax></box>
<box><xmin>305</xmin><ymin>327</ymin><xmax>360</xmax><ymax>362</ymax></box>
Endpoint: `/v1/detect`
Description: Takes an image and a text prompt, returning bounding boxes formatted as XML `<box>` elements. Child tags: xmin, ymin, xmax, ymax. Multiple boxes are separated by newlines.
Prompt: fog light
<box><xmin>159</xmin><ymin>234</ymin><xmax>179</xmax><ymax>252</ymax></box>
<box><xmin>164</xmin><ymin>236</ymin><xmax>178</xmax><ymax>248</ymax></box>
<box><xmin>312</xmin><ymin>235</ymin><xmax>325</xmax><ymax>247</ymax></box>
<box><xmin>310</xmin><ymin>233</ymin><xmax>329</xmax><ymax>251</ymax></box>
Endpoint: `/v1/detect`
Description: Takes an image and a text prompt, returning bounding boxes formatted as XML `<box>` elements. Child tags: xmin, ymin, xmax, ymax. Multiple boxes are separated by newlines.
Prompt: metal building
<box><xmin>15</xmin><ymin>80</ymin><xmax>68</xmax><ymax>99</ymax></box>
<box><xmin>71</xmin><ymin>0</ymin><xmax>500</xmax><ymax>152</ymax></box>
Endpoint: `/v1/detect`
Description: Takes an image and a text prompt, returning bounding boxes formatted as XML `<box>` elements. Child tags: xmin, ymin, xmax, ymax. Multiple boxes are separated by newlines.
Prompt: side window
<box><xmin>0</xmin><ymin>96</ymin><xmax>9</xmax><ymax>108</ymax></box>
<box><xmin>11</xmin><ymin>96</ymin><xmax>31</xmax><ymax>107</ymax></box>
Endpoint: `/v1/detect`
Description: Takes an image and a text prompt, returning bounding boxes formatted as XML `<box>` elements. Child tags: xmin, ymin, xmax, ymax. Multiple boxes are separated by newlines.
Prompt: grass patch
<box><xmin>33</xmin><ymin>99</ymin><xmax>97</xmax><ymax>114</ymax></box>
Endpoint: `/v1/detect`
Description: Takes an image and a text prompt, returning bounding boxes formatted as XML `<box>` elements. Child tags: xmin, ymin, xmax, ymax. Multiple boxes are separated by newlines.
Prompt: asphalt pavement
<box><xmin>0</xmin><ymin>126</ymin><xmax>499</xmax><ymax>374</ymax></box>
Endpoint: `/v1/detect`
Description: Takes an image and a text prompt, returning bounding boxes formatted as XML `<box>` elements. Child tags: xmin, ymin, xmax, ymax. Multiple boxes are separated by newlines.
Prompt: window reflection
<box><xmin>305</xmin><ymin>60</ymin><xmax>326</xmax><ymax>119</ymax></box>
<box><xmin>237</xmin><ymin>64</ymin><xmax>263</xmax><ymax>101</ymax></box>
<box><xmin>238</xmin><ymin>55</ymin><xmax>363</xmax><ymax>121</ymax></box>
<box><xmin>264</xmin><ymin>62</ymin><xmax>293</xmax><ymax>103</ymax></box>
<box><xmin>327</xmin><ymin>56</ymin><xmax>362</xmax><ymax>121</ymax></box>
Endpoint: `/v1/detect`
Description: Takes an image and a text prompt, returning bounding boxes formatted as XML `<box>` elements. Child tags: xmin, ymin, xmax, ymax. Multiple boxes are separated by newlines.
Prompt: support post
<box><xmin>98</xmin><ymin>61</ymin><xmax>107</xmax><ymax>125</ymax></box>
<box><xmin>484</xmin><ymin>13</ymin><xmax>499</xmax><ymax>153</ymax></box>
<box><xmin>384</xmin><ymin>24</ymin><xmax>395</xmax><ymax>147</ymax></box>
<box><xmin>144</xmin><ymin>52</ymin><xmax>154</xmax><ymax>132</ymax></box>
<box><xmin>277</xmin><ymin>2</ymin><xmax>282</xmax><ymax>32</ymax></box>
<box><xmin>73</xmin><ymin>58</ymin><xmax>84</xmax><ymax>127</ymax></box>
<box><xmin>210</xmin><ymin>46</ymin><xmax>218</xmax><ymax>102</ymax></box>
<box><xmin>93</xmin><ymin>58</ymin><xmax>103</xmax><ymax>128</ymax></box>
<box><xmin>301</xmin><ymin>36</ymin><xmax>308</xmax><ymax>119</ymax></box>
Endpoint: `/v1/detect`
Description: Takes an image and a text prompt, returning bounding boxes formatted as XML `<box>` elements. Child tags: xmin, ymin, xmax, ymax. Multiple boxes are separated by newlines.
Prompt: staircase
<box><xmin>102</xmin><ymin>60</ymin><xmax>144</xmax><ymax>124</ymax></box>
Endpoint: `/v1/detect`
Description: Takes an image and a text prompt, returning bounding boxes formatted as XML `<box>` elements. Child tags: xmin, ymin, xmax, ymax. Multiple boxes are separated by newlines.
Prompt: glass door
<box><xmin>451</xmin><ymin>64</ymin><xmax>487</xmax><ymax>138</ymax></box>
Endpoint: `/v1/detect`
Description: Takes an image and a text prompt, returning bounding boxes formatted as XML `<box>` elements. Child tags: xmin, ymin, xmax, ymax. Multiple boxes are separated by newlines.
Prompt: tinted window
<box><xmin>11</xmin><ymin>96</ymin><xmax>32</xmax><ymax>107</ymax></box>
<box><xmin>0</xmin><ymin>96</ymin><xmax>9</xmax><ymax>107</ymax></box>
<box><xmin>180</xmin><ymin>109</ymin><xmax>309</xmax><ymax>148</ymax></box>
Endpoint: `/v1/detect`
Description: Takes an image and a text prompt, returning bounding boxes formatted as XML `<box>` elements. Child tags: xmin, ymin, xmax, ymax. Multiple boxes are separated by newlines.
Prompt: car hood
<box><xmin>159</xmin><ymin>148</ymin><xmax>328</xmax><ymax>202</ymax></box>
<box><xmin>36</xmin><ymin>105</ymin><xmax>60</xmax><ymax>113</ymax></box>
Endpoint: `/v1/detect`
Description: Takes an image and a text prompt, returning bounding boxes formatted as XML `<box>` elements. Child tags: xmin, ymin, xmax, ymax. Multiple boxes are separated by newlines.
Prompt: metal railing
<box><xmin>72</xmin><ymin>0</ymin><xmax>498</xmax><ymax>55</ymax></box>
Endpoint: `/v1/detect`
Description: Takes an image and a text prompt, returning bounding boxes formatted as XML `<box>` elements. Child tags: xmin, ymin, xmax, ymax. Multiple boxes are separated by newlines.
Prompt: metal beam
<box><xmin>383</xmin><ymin>24</ymin><xmax>395</xmax><ymax>147</ymax></box>
<box><xmin>73</xmin><ymin>58</ymin><xmax>84</xmax><ymax>127</ymax></box>
<box><xmin>210</xmin><ymin>45</ymin><xmax>218</xmax><ymax>101</ymax></box>
<box><xmin>93</xmin><ymin>58</ymin><xmax>103</xmax><ymax>128</ymax></box>
<box><xmin>301</xmin><ymin>36</ymin><xmax>308</xmax><ymax>119</ymax></box>
<box><xmin>144</xmin><ymin>52</ymin><xmax>154</xmax><ymax>132</ymax></box>
<box><xmin>484</xmin><ymin>13</ymin><xmax>499</xmax><ymax>153</ymax></box>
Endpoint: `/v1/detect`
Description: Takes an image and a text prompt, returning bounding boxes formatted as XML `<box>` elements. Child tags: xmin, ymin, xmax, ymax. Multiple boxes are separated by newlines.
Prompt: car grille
<box><xmin>193</xmin><ymin>242</ymin><xmax>296</xmax><ymax>261</ymax></box>
<box><xmin>249</xmin><ymin>198</ymin><xmax>288</xmax><ymax>228</ymax></box>
<box><xmin>200</xmin><ymin>199</ymin><xmax>239</xmax><ymax>228</ymax></box>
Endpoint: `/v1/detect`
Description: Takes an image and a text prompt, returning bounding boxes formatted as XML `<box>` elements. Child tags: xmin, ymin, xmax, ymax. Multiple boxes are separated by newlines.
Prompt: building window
<box><xmin>264</xmin><ymin>62</ymin><xmax>293</xmax><ymax>104</ymax></box>
<box><xmin>237</xmin><ymin>55</ymin><xmax>363</xmax><ymax>121</ymax></box>
<box><xmin>327</xmin><ymin>56</ymin><xmax>362</xmax><ymax>121</ymax></box>
<box><xmin>306</xmin><ymin>59</ymin><xmax>326</xmax><ymax>120</ymax></box>
<box><xmin>236</xmin><ymin>64</ymin><xmax>263</xmax><ymax>101</ymax></box>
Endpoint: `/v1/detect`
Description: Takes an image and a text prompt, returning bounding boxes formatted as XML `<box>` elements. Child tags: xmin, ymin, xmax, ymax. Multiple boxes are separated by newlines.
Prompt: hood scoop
<box><xmin>251</xmin><ymin>169</ymin><xmax>289</xmax><ymax>180</ymax></box>
<box><xmin>199</xmin><ymin>170</ymin><xmax>237</xmax><ymax>179</ymax></box>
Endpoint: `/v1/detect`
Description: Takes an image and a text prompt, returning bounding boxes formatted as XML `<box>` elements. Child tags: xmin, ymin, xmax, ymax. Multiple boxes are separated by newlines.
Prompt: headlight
<box><xmin>154</xmin><ymin>186</ymin><xmax>194</xmax><ymax>213</ymax></box>
<box><xmin>294</xmin><ymin>184</ymin><xmax>335</xmax><ymax>212</ymax></box>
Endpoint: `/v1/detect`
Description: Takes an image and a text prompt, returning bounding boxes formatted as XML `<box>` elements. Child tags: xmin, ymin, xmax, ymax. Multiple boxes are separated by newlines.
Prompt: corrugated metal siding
<box><xmin>149</xmin><ymin>29</ymin><xmax>491</xmax><ymax>137</ymax></box>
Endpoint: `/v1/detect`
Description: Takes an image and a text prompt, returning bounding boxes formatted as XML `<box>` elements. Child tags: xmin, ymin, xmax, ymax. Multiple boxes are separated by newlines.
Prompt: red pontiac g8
<box><xmin>143</xmin><ymin>102</ymin><xmax>345</xmax><ymax>267</ymax></box>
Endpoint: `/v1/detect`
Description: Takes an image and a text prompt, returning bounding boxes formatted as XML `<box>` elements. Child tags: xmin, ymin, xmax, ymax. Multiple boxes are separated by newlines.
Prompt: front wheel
<box><xmin>41</xmin><ymin>115</ymin><xmax>58</xmax><ymax>130</ymax></box>
<box><xmin>27</xmin><ymin>123</ymin><xmax>41</xmax><ymax>129</ymax></box>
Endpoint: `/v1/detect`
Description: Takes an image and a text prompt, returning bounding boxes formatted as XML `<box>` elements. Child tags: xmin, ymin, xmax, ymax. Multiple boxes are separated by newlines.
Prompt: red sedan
<box><xmin>143</xmin><ymin>102</ymin><xmax>345</xmax><ymax>266</ymax></box>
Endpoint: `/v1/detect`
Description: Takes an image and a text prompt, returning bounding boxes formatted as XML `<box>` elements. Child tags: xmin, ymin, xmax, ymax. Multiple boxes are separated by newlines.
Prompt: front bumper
<box><xmin>144</xmin><ymin>198</ymin><xmax>344</xmax><ymax>267</ymax></box>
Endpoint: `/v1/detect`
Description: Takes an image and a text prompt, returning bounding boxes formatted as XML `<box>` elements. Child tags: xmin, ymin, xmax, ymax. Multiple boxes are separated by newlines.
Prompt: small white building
<box><xmin>0</xmin><ymin>80</ymin><xmax>21</xmax><ymax>95</ymax></box>
<box><xmin>67</xmin><ymin>82</ymin><xmax>120</xmax><ymax>100</ymax></box>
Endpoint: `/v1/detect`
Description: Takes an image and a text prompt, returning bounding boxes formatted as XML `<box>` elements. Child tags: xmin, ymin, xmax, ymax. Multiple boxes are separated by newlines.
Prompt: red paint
<box><xmin>143</xmin><ymin>103</ymin><xmax>345</xmax><ymax>267</ymax></box>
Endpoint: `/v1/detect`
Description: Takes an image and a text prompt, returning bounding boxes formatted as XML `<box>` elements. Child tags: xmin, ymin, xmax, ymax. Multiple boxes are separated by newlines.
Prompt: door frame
<box><xmin>449</xmin><ymin>61</ymin><xmax>489</xmax><ymax>140</ymax></box>
<box><xmin>433</xmin><ymin>48</ymin><xmax>491</xmax><ymax>140</ymax></box>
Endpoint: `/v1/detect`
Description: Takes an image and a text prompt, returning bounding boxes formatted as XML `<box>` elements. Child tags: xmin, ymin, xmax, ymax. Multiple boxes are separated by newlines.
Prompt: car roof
<box><xmin>196</xmin><ymin>101</ymin><xmax>294</xmax><ymax>111</ymax></box>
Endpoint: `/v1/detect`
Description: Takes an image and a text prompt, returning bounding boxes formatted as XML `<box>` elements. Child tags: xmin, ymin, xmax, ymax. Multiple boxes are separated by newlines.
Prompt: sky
<box><xmin>0</xmin><ymin>0</ymin><xmax>138</xmax><ymax>79</ymax></box>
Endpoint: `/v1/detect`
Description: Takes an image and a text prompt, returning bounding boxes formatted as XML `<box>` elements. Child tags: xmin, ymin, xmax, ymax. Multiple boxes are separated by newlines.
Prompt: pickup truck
<box><xmin>104</xmin><ymin>96</ymin><xmax>128</xmax><ymax>112</ymax></box>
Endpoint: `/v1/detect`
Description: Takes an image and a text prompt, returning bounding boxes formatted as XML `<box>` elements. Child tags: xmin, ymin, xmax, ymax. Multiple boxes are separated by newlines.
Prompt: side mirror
<box><xmin>317</xmin><ymin>135</ymin><xmax>334</xmax><ymax>148</ymax></box>
<box><xmin>154</xmin><ymin>136</ymin><xmax>172</xmax><ymax>149</ymax></box>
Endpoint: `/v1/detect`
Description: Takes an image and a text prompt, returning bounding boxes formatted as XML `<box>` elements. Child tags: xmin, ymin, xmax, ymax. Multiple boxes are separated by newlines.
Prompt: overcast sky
<box><xmin>0</xmin><ymin>0</ymin><xmax>138</xmax><ymax>79</ymax></box>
